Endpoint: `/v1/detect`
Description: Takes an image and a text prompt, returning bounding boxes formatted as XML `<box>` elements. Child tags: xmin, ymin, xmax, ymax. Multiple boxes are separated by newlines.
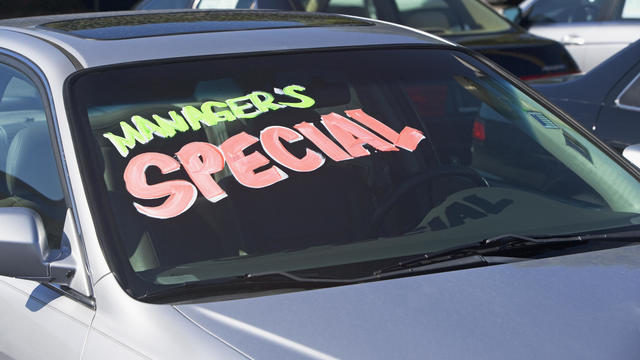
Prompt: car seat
<box><xmin>0</xmin><ymin>121</ymin><xmax>66</xmax><ymax>248</ymax></box>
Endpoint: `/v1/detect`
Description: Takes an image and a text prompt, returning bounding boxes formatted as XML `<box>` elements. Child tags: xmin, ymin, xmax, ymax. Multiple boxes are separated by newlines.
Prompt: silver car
<box><xmin>2</xmin><ymin>9</ymin><xmax>640</xmax><ymax>360</ymax></box>
<box><xmin>505</xmin><ymin>0</ymin><xmax>640</xmax><ymax>72</ymax></box>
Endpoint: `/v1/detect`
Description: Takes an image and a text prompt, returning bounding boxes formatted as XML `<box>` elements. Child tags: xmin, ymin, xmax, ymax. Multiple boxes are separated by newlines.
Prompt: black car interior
<box><xmin>73</xmin><ymin>49</ymin><xmax>608</xmax><ymax>277</ymax></box>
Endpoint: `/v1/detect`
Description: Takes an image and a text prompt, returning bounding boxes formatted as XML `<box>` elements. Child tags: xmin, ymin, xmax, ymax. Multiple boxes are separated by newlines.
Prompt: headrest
<box><xmin>6</xmin><ymin>121</ymin><xmax>63</xmax><ymax>201</ymax></box>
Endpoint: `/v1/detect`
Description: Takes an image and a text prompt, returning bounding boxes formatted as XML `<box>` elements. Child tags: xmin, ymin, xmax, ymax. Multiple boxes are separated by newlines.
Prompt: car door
<box><xmin>524</xmin><ymin>0</ymin><xmax>640</xmax><ymax>72</ymax></box>
<box><xmin>578</xmin><ymin>0</ymin><xmax>640</xmax><ymax>71</ymax></box>
<box><xmin>592</xmin><ymin>62</ymin><xmax>640</xmax><ymax>152</ymax></box>
<box><xmin>0</xmin><ymin>56</ymin><xmax>94</xmax><ymax>359</ymax></box>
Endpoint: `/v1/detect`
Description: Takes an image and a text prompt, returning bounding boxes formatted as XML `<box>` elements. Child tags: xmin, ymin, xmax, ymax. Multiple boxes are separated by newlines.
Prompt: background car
<box><xmin>2</xmin><ymin>9</ymin><xmax>640</xmax><ymax>360</ymax></box>
<box><xmin>134</xmin><ymin>0</ymin><xmax>580</xmax><ymax>81</ymax></box>
<box><xmin>504</xmin><ymin>0</ymin><xmax>640</xmax><ymax>72</ymax></box>
<box><xmin>533</xmin><ymin>38</ymin><xmax>640</xmax><ymax>153</ymax></box>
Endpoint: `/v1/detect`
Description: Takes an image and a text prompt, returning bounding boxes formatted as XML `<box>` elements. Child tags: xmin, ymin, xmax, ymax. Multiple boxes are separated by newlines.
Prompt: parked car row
<box><xmin>0</xmin><ymin>4</ymin><xmax>639</xmax><ymax>360</ymax></box>
<box><xmin>134</xmin><ymin>0</ymin><xmax>580</xmax><ymax>80</ymax></box>
<box><xmin>533</xmin><ymin>38</ymin><xmax>640</xmax><ymax>153</ymax></box>
<box><xmin>130</xmin><ymin>0</ymin><xmax>640</xmax><ymax>153</ymax></box>
<box><xmin>505</xmin><ymin>0</ymin><xmax>640</xmax><ymax>72</ymax></box>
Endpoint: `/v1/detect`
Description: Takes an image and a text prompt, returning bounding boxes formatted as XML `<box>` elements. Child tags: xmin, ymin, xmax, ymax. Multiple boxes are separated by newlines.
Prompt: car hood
<box><xmin>175</xmin><ymin>244</ymin><xmax>640</xmax><ymax>359</ymax></box>
<box><xmin>446</xmin><ymin>30</ymin><xmax>579</xmax><ymax>79</ymax></box>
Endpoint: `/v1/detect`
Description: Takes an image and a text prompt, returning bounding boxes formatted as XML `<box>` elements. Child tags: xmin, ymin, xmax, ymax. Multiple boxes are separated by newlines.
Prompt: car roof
<box><xmin>0</xmin><ymin>10</ymin><xmax>453</xmax><ymax>69</ymax></box>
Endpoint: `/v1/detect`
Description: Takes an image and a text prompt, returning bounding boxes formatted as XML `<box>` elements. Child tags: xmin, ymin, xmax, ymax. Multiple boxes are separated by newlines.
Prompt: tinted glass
<box><xmin>618</xmin><ymin>73</ymin><xmax>640</xmax><ymax>109</ymax></box>
<box><xmin>67</xmin><ymin>48</ymin><xmax>640</xmax><ymax>301</ymax></box>
<box><xmin>0</xmin><ymin>64</ymin><xmax>65</xmax><ymax>248</ymax></box>
<box><xmin>42</xmin><ymin>12</ymin><xmax>366</xmax><ymax>39</ymax></box>
<box><xmin>197</xmin><ymin>0</ymin><xmax>296</xmax><ymax>9</ymax></box>
<box><xmin>136</xmin><ymin>0</ymin><xmax>193</xmax><ymax>9</ymax></box>
<box><xmin>527</xmin><ymin>0</ymin><xmax>607</xmax><ymax>25</ymax></box>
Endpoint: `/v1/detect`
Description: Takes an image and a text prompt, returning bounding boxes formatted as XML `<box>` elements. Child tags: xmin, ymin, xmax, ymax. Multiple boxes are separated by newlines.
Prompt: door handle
<box><xmin>561</xmin><ymin>34</ymin><xmax>585</xmax><ymax>45</ymax></box>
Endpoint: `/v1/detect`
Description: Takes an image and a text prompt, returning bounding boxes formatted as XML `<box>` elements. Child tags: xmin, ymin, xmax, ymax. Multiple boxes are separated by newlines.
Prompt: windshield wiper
<box><xmin>137</xmin><ymin>271</ymin><xmax>355</xmax><ymax>303</ymax></box>
<box><xmin>373</xmin><ymin>228</ymin><xmax>640</xmax><ymax>276</ymax></box>
<box><xmin>139</xmin><ymin>228</ymin><xmax>640</xmax><ymax>302</ymax></box>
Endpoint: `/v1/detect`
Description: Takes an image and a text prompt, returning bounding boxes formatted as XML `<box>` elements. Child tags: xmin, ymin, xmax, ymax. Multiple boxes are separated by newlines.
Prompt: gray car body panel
<box><xmin>84</xmin><ymin>274</ymin><xmax>250</xmax><ymax>359</ymax></box>
<box><xmin>175</xmin><ymin>244</ymin><xmax>640</xmax><ymax>359</ymax></box>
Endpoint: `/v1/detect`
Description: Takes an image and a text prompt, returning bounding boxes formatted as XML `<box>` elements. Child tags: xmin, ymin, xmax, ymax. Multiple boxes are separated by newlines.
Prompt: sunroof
<box><xmin>40</xmin><ymin>11</ymin><xmax>371</xmax><ymax>40</ymax></box>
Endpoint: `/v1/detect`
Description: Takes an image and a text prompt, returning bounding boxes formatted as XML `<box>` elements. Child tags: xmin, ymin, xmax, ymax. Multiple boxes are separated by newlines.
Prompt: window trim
<box><xmin>614</xmin><ymin>71</ymin><xmax>640</xmax><ymax>112</ymax></box>
<box><xmin>0</xmin><ymin>49</ymin><xmax>95</xmax><ymax>305</ymax></box>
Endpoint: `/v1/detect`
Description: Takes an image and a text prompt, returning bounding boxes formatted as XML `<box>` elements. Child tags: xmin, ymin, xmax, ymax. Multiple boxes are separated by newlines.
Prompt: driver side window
<box><xmin>527</xmin><ymin>0</ymin><xmax>605</xmax><ymax>25</ymax></box>
<box><xmin>0</xmin><ymin>63</ymin><xmax>66</xmax><ymax>248</ymax></box>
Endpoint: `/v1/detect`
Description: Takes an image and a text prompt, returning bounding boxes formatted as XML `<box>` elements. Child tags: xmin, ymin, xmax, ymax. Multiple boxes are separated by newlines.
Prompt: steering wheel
<box><xmin>368</xmin><ymin>165</ymin><xmax>489</xmax><ymax>237</ymax></box>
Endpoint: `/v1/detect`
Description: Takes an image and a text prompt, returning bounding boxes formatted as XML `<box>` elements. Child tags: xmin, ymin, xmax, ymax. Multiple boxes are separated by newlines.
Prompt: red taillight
<box><xmin>472</xmin><ymin>119</ymin><xmax>486</xmax><ymax>141</ymax></box>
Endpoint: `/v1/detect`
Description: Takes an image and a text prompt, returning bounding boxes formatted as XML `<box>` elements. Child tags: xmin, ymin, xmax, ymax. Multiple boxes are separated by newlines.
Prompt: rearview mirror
<box><xmin>0</xmin><ymin>207</ymin><xmax>74</xmax><ymax>284</ymax></box>
<box><xmin>502</xmin><ymin>7</ymin><xmax>522</xmax><ymax>24</ymax></box>
<box><xmin>623</xmin><ymin>144</ymin><xmax>640</xmax><ymax>168</ymax></box>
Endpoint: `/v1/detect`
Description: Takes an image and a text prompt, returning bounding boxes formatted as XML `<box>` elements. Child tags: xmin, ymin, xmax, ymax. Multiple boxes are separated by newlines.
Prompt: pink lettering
<box><xmin>320</xmin><ymin>113</ymin><xmax>398</xmax><ymax>157</ymax></box>
<box><xmin>176</xmin><ymin>142</ymin><xmax>227</xmax><ymax>202</ymax></box>
<box><xmin>260</xmin><ymin>126</ymin><xmax>325</xmax><ymax>172</ymax></box>
<box><xmin>344</xmin><ymin>109</ymin><xmax>425</xmax><ymax>151</ymax></box>
<box><xmin>220</xmin><ymin>131</ymin><xmax>288</xmax><ymax>188</ymax></box>
<box><xmin>123</xmin><ymin>152</ymin><xmax>197</xmax><ymax>219</ymax></box>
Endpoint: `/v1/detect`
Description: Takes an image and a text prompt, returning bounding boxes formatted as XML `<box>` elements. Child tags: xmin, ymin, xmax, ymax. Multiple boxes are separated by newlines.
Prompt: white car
<box><xmin>505</xmin><ymin>0</ymin><xmax>640</xmax><ymax>72</ymax></box>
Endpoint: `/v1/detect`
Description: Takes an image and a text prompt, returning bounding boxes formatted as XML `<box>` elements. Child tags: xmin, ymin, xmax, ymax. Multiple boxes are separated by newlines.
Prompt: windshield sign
<box><xmin>67</xmin><ymin>48</ymin><xmax>640</xmax><ymax>302</ymax></box>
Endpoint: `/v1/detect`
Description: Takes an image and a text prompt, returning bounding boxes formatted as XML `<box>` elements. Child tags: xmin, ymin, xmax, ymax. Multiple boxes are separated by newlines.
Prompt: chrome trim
<box><xmin>193</xmin><ymin>0</ymin><xmax>201</xmax><ymax>8</ymax></box>
<box><xmin>44</xmin><ymin>283</ymin><xmax>96</xmax><ymax>309</ymax></box>
<box><xmin>0</xmin><ymin>48</ymin><xmax>94</xmax><ymax>300</ymax></box>
<box><xmin>614</xmin><ymin>72</ymin><xmax>640</xmax><ymax>113</ymax></box>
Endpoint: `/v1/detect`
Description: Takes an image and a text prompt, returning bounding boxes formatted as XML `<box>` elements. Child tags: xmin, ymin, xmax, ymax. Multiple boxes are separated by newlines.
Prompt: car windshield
<box><xmin>67</xmin><ymin>48</ymin><xmax>640</xmax><ymax>302</ymax></box>
<box><xmin>301</xmin><ymin>0</ymin><xmax>513</xmax><ymax>35</ymax></box>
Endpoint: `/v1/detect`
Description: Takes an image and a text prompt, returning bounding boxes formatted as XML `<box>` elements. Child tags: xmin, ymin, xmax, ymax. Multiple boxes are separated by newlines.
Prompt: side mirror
<box><xmin>0</xmin><ymin>207</ymin><xmax>74</xmax><ymax>285</ymax></box>
<box><xmin>503</xmin><ymin>6</ymin><xmax>522</xmax><ymax>24</ymax></box>
<box><xmin>623</xmin><ymin>144</ymin><xmax>640</xmax><ymax>168</ymax></box>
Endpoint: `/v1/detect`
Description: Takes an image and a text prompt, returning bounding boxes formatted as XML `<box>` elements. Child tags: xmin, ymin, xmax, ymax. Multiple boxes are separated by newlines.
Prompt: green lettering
<box><xmin>103</xmin><ymin>122</ymin><xmax>149</xmax><ymax>158</ymax></box>
<box><xmin>278</xmin><ymin>85</ymin><xmax>315</xmax><ymax>108</ymax></box>
<box><xmin>201</xmin><ymin>101</ymin><xmax>236</xmax><ymax>125</ymax></box>
<box><xmin>131</xmin><ymin>115</ymin><xmax>170</xmax><ymax>140</ymax></box>
<box><xmin>226</xmin><ymin>95</ymin><xmax>261</xmax><ymax>119</ymax></box>
<box><xmin>102</xmin><ymin>84</ymin><xmax>317</xmax><ymax>156</ymax></box>
<box><xmin>249</xmin><ymin>91</ymin><xmax>285</xmax><ymax>113</ymax></box>
<box><xmin>152</xmin><ymin>112</ymin><xmax>190</xmax><ymax>137</ymax></box>
<box><xmin>181</xmin><ymin>105</ymin><xmax>216</xmax><ymax>130</ymax></box>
